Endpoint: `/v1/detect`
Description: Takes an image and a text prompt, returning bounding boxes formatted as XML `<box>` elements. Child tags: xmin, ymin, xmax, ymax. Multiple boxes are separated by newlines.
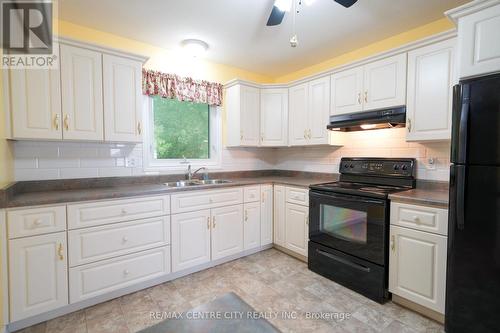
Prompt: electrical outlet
<box><xmin>125</xmin><ymin>157</ymin><xmax>136</xmax><ymax>167</ymax></box>
<box><xmin>427</xmin><ymin>157</ymin><xmax>436</xmax><ymax>170</ymax></box>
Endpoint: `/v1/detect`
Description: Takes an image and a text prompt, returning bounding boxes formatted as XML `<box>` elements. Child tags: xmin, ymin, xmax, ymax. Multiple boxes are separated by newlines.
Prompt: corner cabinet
<box><xmin>260</xmin><ymin>89</ymin><xmax>288</xmax><ymax>146</ymax></box>
<box><xmin>4</xmin><ymin>39</ymin><xmax>148</xmax><ymax>143</ymax></box>
<box><xmin>406</xmin><ymin>39</ymin><xmax>456</xmax><ymax>141</ymax></box>
<box><xmin>331</xmin><ymin>53</ymin><xmax>407</xmax><ymax>116</ymax></box>
<box><xmin>447</xmin><ymin>1</ymin><xmax>500</xmax><ymax>79</ymax></box>
<box><xmin>289</xmin><ymin>76</ymin><xmax>331</xmax><ymax>146</ymax></box>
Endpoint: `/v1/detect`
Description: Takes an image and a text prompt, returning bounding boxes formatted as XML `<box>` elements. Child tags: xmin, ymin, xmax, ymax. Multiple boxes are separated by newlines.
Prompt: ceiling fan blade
<box><xmin>266</xmin><ymin>5</ymin><xmax>286</xmax><ymax>26</ymax></box>
<box><xmin>333</xmin><ymin>0</ymin><xmax>358</xmax><ymax>8</ymax></box>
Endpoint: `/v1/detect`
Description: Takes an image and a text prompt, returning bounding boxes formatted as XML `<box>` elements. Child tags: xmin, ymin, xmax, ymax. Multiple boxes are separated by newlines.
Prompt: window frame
<box><xmin>142</xmin><ymin>96</ymin><xmax>222</xmax><ymax>171</ymax></box>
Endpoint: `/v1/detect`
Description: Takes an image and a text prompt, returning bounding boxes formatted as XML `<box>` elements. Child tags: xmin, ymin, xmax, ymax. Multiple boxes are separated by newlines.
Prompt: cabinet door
<box><xmin>330</xmin><ymin>67</ymin><xmax>364</xmax><ymax>115</ymax></box>
<box><xmin>211</xmin><ymin>205</ymin><xmax>244</xmax><ymax>260</ymax></box>
<box><xmin>288</xmin><ymin>83</ymin><xmax>309</xmax><ymax>146</ymax></box>
<box><xmin>406</xmin><ymin>39</ymin><xmax>455</xmax><ymax>141</ymax></box>
<box><xmin>308</xmin><ymin>76</ymin><xmax>330</xmax><ymax>145</ymax></box>
<box><xmin>240</xmin><ymin>86</ymin><xmax>260</xmax><ymax>146</ymax></box>
<box><xmin>260</xmin><ymin>184</ymin><xmax>273</xmax><ymax>246</ymax></box>
<box><xmin>103</xmin><ymin>54</ymin><xmax>143</xmax><ymax>142</ymax></box>
<box><xmin>244</xmin><ymin>202</ymin><xmax>261</xmax><ymax>250</ymax></box>
<box><xmin>9</xmin><ymin>67</ymin><xmax>62</xmax><ymax>140</ymax></box>
<box><xmin>285</xmin><ymin>203</ymin><xmax>308</xmax><ymax>257</ymax></box>
<box><xmin>363</xmin><ymin>53</ymin><xmax>407</xmax><ymax>111</ymax></box>
<box><xmin>458</xmin><ymin>3</ymin><xmax>500</xmax><ymax>79</ymax></box>
<box><xmin>9</xmin><ymin>232</ymin><xmax>68</xmax><ymax>321</ymax></box>
<box><xmin>260</xmin><ymin>88</ymin><xmax>288</xmax><ymax>146</ymax></box>
<box><xmin>389</xmin><ymin>226</ymin><xmax>447</xmax><ymax>314</ymax></box>
<box><xmin>273</xmin><ymin>185</ymin><xmax>286</xmax><ymax>247</ymax></box>
<box><xmin>171</xmin><ymin>210</ymin><xmax>211</xmax><ymax>272</ymax></box>
<box><xmin>60</xmin><ymin>44</ymin><xmax>103</xmax><ymax>141</ymax></box>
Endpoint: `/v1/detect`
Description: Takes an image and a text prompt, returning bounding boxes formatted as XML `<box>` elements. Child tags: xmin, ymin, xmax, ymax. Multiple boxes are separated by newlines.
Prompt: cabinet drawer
<box><xmin>68</xmin><ymin>195</ymin><xmax>170</xmax><ymax>229</ymax></box>
<box><xmin>390</xmin><ymin>202</ymin><xmax>448</xmax><ymax>236</ymax></box>
<box><xmin>69</xmin><ymin>246</ymin><xmax>170</xmax><ymax>303</ymax></box>
<box><xmin>285</xmin><ymin>187</ymin><xmax>309</xmax><ymax>206</ymax></box>
<box><xmin>8</xmin><ymin>206</ymin><xmax>66</xmax><ymax>239</ymax></box>
<box><xmin>171</xmin><ymin>187</ymin><xmax>243</xmax><ymax>214</ymax></box>
<box><xmin>244</xmin><ymin>185</ymin><xmax>261</xmax><ymax>203</ymax></box>
<box><xmin>68</xmin><ymin>216</ymin><xmax>170</xmax><ymax>267</ymax></box>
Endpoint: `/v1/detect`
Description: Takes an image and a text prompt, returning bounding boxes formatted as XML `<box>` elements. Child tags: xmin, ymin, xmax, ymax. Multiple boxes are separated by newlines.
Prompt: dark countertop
<box><xmin>389</xmin><ymin>186</ymin><xmax>449</xmax><ymax>209</ymax></box>
<box><xmin>2</xmin><ymin>173</ymin><xmax>335</xmax><ymax>209</ymax></box>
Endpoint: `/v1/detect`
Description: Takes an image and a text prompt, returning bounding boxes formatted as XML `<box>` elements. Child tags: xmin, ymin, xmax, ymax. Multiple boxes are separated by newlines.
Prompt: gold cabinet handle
<box><xmin>212</xmin><ymin>216</ymin><xmax>216</xmax><ymax>229</ymax></box>
<box><xmin>57</xmin><ymin>243</ymin><xmax>64</xmax><ymax>261</ymax></box>
<box><xmin>262</xmin><ymin>192</ymin><xmax>265</xmax><ymax>203</ymax></box>
<box><xmin>240</xmin><ymin>130</ymin><xmax>243</xmax><ymax>141</ymax></box>
<box><xmin>63</xmin><ymin>114</ymin><xmax>70</xmax><ymax>131</ymax></box>
<box><xmin>137</xmin><ymin>121</ymin><xmax>142</xmax><ymax>135</ymax></box>
<box><xmin>391</xmin><ymin>235</ymin><xmax>395</xmax><ymax>251</ymax></box>
<box><xmin>305</xmin><ymin>215</ymin><xmax>309</xmax><ymax>225</ymax></box>
<box><xmin>303</xmin><ymin>129</ymin><xmax>307</xmax><ymax>139</ymax></box>
<box><xmin>364</xmin><ymin>91</ymin><xmax>368</xmax><ymax>103</ymax></box>
<box><xmin>407</xmin><ymin>118</ymin><xmax>412</xmax><ymax>132</ymax></box>
<box><xmin>207</xmin><ymin>217</ymin><xmax>210</xmax><ymax>229</ymax></box>
<box><xmin>54</xmin><ymin>114</ymin><xmax>60</xmax><ymax>130</ymax></box>
<box><xmin>357</xmin><ymin>92</ymin><xmax>361</xmax><ymax>105</ymax></box>
<box><xmin>245</xmin><ymin>210</ymin><xmax>248</xmax><ymax>221</ymax></box>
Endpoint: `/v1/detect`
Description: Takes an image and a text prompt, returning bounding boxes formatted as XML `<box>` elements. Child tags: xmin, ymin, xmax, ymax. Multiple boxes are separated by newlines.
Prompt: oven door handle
<box><xmin>316</xmin><ymin>249</ymin><xmax>371</xmax><ymax>273</ymax></box>
<box><xmin>310</xmin><ymin>191</ymin><xmax>385</xmax><ymax>205</ymax></box>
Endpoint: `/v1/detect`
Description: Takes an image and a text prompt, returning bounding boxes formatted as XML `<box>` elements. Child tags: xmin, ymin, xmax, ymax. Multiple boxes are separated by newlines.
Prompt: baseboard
<box><xmin>392</xmin><ymin>295</ymin><xmax>445</xmax><ymax>324</ymax></box>
<box><xmin>273</xmin><ymin>244</ymin><xmax>307</xmax><ymax>262</ymax></box>
<box><xmin>7</xmin><ymin>244</ymin><xmax>273</xmax><ymax>332</ymax></box>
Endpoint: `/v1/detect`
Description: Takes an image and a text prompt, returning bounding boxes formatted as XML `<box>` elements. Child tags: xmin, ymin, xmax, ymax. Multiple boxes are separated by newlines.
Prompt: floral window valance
<box><xmin>142</xmin><ymin>69</ymin><xmax>223</xmax><ymax>106</ymax></box>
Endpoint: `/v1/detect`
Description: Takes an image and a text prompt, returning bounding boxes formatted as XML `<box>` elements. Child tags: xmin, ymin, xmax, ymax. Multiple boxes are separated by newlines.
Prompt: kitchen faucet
<box><xmin>186</xmin><ymin>164</ymin><xmax>208</xmax><ymax>180</ymax></box>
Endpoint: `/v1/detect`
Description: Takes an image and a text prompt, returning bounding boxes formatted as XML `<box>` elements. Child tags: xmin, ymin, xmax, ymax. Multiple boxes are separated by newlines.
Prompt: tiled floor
<box><xmin>17</xmin><ymin>249</ymin><xmax>444</xmax><ymax>333</ymax></box>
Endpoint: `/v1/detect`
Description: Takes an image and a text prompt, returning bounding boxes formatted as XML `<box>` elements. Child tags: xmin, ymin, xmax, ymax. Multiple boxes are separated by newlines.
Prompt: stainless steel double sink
<box><xmin>163</xmin><ymin>179</ymin><xmax>232</xmax><ymax>188</ymax></box>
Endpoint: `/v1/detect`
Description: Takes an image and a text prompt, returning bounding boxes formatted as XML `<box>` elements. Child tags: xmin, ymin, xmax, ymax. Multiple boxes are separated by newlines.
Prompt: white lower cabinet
<box><xmin>244</xmin><ymin>202</ymin><xmax>261</xmax><ymax>251</ymax></box>
<box><xmin>285</xmin><ymin>203</ymin><xmax>309</xmax><ymax>257</ymax></box>
<box><xmin>171</xmin><ymin>210</ymin><xmax>212</xmax><ymax>272</ymax></box>
<box><xmin>9</xmin><ymin>232</ymin><xmax>68</xmax><ymax>321</ymax></box>
<box><xmin>211</xmin><ymin>205</ymin><xmax>244</xmax><ymax>260</ymax></box>
<box><xmin>69</xmin><ymin>247</ymin><xmax>171</xmax><ymax>302</ymax></box>
<box><xmin>260</xmin><ymin>185</ymin><xmax>273</xmax><ymax>246</ymax></box>
<box><xmin>389</xmin><ymin>225</ymin><xmax>447</xmax><ymax>314</ymax></box>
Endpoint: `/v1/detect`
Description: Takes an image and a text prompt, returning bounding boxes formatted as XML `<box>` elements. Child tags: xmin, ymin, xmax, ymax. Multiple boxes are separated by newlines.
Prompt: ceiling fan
<box><xmin>266</xmin><ymin>0</ymin><xmax>358</xmax><ymax>26</ymax></box>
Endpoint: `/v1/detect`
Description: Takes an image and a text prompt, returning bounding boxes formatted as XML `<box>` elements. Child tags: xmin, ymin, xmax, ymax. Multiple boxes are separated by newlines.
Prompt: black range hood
<box><xmin>327</xmin><ymin>106</ymin><xmax>406</xmax><ymax>132</ymax></box>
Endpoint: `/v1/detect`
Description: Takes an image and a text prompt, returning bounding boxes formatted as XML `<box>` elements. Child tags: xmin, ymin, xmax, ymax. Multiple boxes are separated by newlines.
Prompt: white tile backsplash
<box><xmin>12</xmin><ymin>128</ymin><xmax>451</xmax><ymax>181</ymax></box>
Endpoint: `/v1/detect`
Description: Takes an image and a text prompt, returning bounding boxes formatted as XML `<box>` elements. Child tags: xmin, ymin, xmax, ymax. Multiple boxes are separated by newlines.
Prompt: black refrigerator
<box><xmin>446</xmin><ymin>73</ymin><xmax>500</xmax><ymax>332</ymax></box>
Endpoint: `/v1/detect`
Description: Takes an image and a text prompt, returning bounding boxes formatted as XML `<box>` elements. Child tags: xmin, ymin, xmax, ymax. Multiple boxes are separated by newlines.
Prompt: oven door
<box><xmin>309</xmin><ymin>190</ymin><xmax>388</xmax><ymax>265</ymax></box>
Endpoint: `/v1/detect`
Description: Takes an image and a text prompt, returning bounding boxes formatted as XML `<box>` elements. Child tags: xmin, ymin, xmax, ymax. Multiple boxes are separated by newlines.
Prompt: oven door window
<box><xmin>321</xmin><ymin>205</ymin><xmax>367</xmax><ymax>244</ymax></box>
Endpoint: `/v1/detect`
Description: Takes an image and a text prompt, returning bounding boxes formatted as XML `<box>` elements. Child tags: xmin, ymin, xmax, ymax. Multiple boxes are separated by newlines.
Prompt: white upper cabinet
<box><xmin>103</xmin><ymin>54</ymin><xmax>143</xmax><ymax>142</ymax></box>
<box><xmin>260</xmin><ymin>88</ymin><xmax>288</xmax><ymax>146</ymax></box>
<box><xmin>8</xmin><ymin>67</ymin><xmax>62</xmax><ymax>140</ymax></box>
<box><xmin>406</xmin><ymin>39</ymin><xmax>456</xmax><ymax>141</ymax></box>
<box><xmin>331</xmin><ymin>53</ymin><xmax>407</xmax><ymax>115</ymax></box>
<box><xmin>226</xmin><ymin>83</ymin><xmax>260</xmax><ymax>147</ymax></box>
<box><xmin>331</xmin><ymin>67</ymin><xmax>364</xmax><ymax>115</ymax></box>
<box><xmin>288</xmin><ymin>77</ymin><xmax>330</xmax><ymax>146</ymax></box>
<box><xmin>308</xmin><ymin>76</ymin><xmax>331</xmax><ymax>145</ymax></box>
<box><xmin>363</xmin><ymin>53</ymin><xmax>407</xmax><ymax>110</ymax></box>
<box><xmin>288</xmin><ymin>83</ymin><xmax>309</xmax><ymax>146</ymax></box>
<box><xmin>447</xmin><ymin>1</ymin><xmax>500</xmax><ymax>79</ymax></box>
<box><xmin>60</xmin><ymin>44</ymin><xmax>104</xmax><ymax>141</ymax></box>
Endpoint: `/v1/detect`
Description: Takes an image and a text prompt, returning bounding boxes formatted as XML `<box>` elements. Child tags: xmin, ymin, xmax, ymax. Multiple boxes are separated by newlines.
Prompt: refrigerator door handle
<box><xmin>455</xmin><ymin>166</ymin><xmax>466</xmax><ymax>230</ymax></box>
<box><xmin>452</xmin><ymin>84</ymin><xmax>470</xmax><ymax>164</ymax></box>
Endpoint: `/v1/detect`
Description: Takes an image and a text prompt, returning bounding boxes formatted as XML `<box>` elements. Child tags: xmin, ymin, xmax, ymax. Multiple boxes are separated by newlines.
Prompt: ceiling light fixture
<box><xmin>181</xmin><ymin>39</ymin><xmax>209</xmax><ymax>57</ymax></box>
<box><xmin>274</xmin><ymin>0</ymin><xmax>292</xmax><ymax>12</ymax></box>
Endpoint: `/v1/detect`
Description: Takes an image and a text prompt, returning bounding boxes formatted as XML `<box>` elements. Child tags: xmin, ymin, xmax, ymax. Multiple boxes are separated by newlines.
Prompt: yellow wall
<box><xmin>58</xmin><ymin>20</ymin><xmax>274</xmax><ymax>84</ymax></box>
<box><xmin>275</xmin><ymin>18</ymin><xmax>455</xmax><ymax>82</ymax></box>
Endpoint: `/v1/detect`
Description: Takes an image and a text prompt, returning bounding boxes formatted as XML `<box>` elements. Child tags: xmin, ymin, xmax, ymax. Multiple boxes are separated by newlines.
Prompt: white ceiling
<box><xmin>58</xmin><ymin>0</ymin><xmax>468</xmax><ymax>77</ymax></box>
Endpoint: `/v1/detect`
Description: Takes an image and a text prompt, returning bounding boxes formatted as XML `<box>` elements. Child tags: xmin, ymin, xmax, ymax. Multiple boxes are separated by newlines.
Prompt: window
<box><xmin>144</xmin><ymin>96</ymin><xmax>221</xmax><ymax>170</ymax></box>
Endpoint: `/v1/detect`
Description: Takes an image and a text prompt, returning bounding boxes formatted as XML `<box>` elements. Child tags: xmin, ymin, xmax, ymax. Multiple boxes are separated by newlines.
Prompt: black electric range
<box><xmin>308</xmin><ymin>157</ymin><xmax>416</xmax><ymax>303</ymax></box>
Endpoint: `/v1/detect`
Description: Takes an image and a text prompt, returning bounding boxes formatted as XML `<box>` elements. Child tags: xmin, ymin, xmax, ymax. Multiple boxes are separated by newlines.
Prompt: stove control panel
<box><xmin>340</xmin><ymin>158</ymin><xmax>415</xmax><ymax>177</ymax></box>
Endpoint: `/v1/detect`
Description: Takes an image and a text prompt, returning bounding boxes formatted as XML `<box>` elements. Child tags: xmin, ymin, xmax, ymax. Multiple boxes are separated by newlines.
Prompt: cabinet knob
<box><xmin>123</xmin><ymin>237</ymin><xmax>129</xmax><ymax>242</ymax></box>
<box><xmin>33</xmin><ymin>219</ymin><xmax>42</xmax><ymax>226</ymax></box>
<box><xmin>412</xmin><ymin>215</ymin><xmax>420</xmax><ymax>223</ymax></box>
<box><xmin>364</xmin><ymin>91</ymin><xmax>368</xmax><ymax>103</ymax></box>
<box><xmin>54</xmin><ymin>114</ymin><xmax>60</xmax><ymax>130</ymax></box>
<box><xmin>391</xmin><ymin>235</ymin><xmax>395</xmax><ymax>251</ymax></box>
<box><xmin>357</xmin><ymin>92</ymin><xmax>361</xmax><ymax>105</ymax></box>
<box><xmin>407</xmin><ymin>118</ymin><xmax>412</xmax><ymax>132</ymax></box>
<box><xmin>212</xmin><ymin>216</ymin><xmax>216</xmax><ymax>228</ymax></box>
<box><xmin>121</xmin><ymin>209</ymin><xmax>127</xmax><ymax>215</ymax></box>
<box><xmin>57</xmin><ymin>243</ymin><xmax>64</xmax><ymax>261</ymax></box>
<box><xmin>124</xmin><ymin>269</ymin><xmax>130</xmax><ymax>276</ymax></box>
<box><xmin>64</xmin><ymin>114</ymin><xmax>70</xmax><ymax>131</ymax></box>
<box><xmin>137</xmin><ymin>121</ymin><xmax>142</xmax><ymax>135</ymax></box>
